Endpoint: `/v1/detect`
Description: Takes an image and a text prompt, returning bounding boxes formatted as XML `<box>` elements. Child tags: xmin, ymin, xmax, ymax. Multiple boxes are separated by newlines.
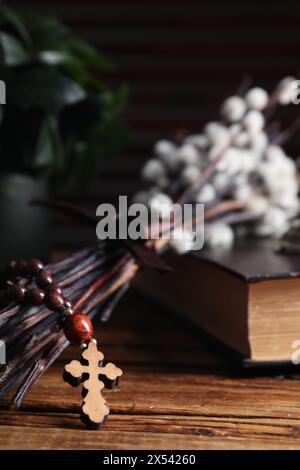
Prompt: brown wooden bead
<box><xmin>7</xmin><ymin>284</ymin><xmax>27</xmax><ymax>303</ymax></box>
<box><xmin>18</xmin><ymin>260</ymin><xmax>28</xmax><ymax>276</ymax></box>
<box><xmin>63</xmin><ymin>312</ymin><xmax>94</xmax><ymax>345</ymax></box>
<box><xmin>36</xmin><ymin>270</ymin><xmax>53</xmax><ymax>289</ymax></box>
<box><xmin>9</xmin><ymin>260</ymin><xmax>27</xmax><ymax>277</ymax></box>
<box><xmin>44</xmin><ymin>291</ymin><xmax>65</xmax><ymax>312</ymax></box>
<box><xmin>26</xmin><ymin>288</ymin><xmax>45</xmax><ymax>306</ymax></box>
<box><xmin>28</xmin><ymin>259</ymin><xmax>44</xmax><ymax>275</ymax></box>
<box><xmin>46</xmin><ymin>283</ymin><xmax>62</xmax><ymax>295</ymax></box>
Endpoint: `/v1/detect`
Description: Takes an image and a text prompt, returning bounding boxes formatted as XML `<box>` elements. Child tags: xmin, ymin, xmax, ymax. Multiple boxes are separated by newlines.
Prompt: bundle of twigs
<box><xmin>1</xmin><ymin>76</ymin><xmax>300</xmax><ymax>408</ymax></box>
<box><xmin>0</xmin><ymin>233</ymin><xmax>137</xmax><ymax>408</ymax></box>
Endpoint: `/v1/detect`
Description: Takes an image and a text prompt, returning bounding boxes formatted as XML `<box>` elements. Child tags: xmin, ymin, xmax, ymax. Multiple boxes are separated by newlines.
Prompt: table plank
<box><xmin>1</xmin><ymin>290</ymin><xmax>300</xmax><ymax>449</ymax></box>
<box><xmin>1</xmin><ymin>409</ymin><xmax>300</xmax><ymax>450</ymax></box>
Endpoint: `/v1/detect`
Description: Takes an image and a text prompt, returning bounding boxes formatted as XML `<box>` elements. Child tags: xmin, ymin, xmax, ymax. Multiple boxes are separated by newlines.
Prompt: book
<box><xmin>135</xmin><ymin>239</ymin><xmax>300</xmax><ymax>366</ymax></box>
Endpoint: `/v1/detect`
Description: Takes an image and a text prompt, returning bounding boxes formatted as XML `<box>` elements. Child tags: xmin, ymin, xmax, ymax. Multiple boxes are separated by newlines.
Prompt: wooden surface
<box><xmin>1</xmin><ymin>289</ymin><xmax>300</xmax><ymax>449</ymax></box>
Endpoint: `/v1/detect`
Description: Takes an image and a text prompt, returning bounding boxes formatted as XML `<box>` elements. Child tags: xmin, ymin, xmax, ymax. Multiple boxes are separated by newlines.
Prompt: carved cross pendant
<box><xmin>63</xmin><ymin>340</ymin><xmax>123</xmax><ymax>428</ymax></box>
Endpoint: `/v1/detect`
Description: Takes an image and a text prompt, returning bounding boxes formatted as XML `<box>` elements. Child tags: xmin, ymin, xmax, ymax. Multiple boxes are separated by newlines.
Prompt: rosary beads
<box><xmin>0</xmin><ymin>258</ymin><xmax>122</xmax><ymax>428</ymax></box>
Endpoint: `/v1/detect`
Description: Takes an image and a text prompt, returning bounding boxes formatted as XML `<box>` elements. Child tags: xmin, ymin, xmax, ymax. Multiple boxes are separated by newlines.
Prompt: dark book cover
<box><xmin>136</xmin><ymin>239</ymin><xmax>300</xmax><ymax>368</ymax></box>
<box><xmin>194</xmin><ymin>238</ymin><xmax>300</xmax><ymax>283</ymax></box>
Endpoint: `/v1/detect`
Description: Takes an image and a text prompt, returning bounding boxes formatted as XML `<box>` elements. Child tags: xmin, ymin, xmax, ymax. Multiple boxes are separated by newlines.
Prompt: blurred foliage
<box><xmin>0</xmin><ymin>6</ymin><xmax>130</xmax><ymax>186</ymax></box>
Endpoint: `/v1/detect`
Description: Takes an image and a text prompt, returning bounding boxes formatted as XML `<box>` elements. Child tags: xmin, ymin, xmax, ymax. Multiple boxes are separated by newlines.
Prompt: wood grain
<box><xmin>1</xmin><ymin>290</ymin><xmax>300</xmax><ymax>449</ymax></box>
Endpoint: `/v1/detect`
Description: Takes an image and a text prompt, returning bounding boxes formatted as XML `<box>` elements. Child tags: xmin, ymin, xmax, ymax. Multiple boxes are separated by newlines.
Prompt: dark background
<box><xmin>5</xmin><ymin>0</ymin><xmax>300</xmax><ymax>250</ymax></box>
<box><xmin>8</xmin><ymin>0</ymin><xmax>300</xmax><ymax>201</ymax></box>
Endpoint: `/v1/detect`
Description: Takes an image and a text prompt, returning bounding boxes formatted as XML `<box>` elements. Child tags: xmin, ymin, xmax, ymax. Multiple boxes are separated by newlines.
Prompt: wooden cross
<box><xmin>63</xmin><ymin>340</ymin><xmax>122</xmax><ymax>428</ymax></box>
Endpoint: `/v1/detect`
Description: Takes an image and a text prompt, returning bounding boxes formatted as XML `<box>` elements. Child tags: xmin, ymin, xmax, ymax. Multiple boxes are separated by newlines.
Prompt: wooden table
<box><xmin>1</xmin><ymin>289</ymin><xmax>300</xmax><ymax>450</ymax></box>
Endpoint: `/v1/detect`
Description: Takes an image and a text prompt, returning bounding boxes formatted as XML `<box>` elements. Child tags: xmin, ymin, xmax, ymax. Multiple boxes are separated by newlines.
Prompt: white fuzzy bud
<box><xmin>229</xmin><ymin>124</ymin><xmax>242</xmax><ymax>137</ymax></box>
<box><xmin>181</xmin><ymin>165</ymin><xmax>201</xmax><ymax>186</ymax></box>
<box><xmin>131</xmin><ymin>190</ymin><xmax>149</xmax><ymax>205</ymax></box>
<box><xmin>217</xmin><ymin>148</ymin><xmax>243</xmax><ymax>175</ymax></box>
<box><xmin>245</xmin><ymin>87</ymin><xmax>269</xmax><ymax>110</ymax></box>
<box><xmin>160</xmin><ymin>152</ymin><xmax>181</xmax><ymax>173</ymax></box>
<box><xmin>234</xmin><ymin>173</ymin><xmax>248</xmax><ymax>187</ymax></box>
<box><xmin>204</xmin><ymin>122</ymin><xmax>230</xmax><ymax>147</ymax></box>
<box><xmin>265</xmin><ymin>145</ymin><xmax>285</xmax><ymax>161</ymax></box>
<box><xmin>234</xmin><ymin>131</ymin><xmax>250</xmax><ymax>148</ymax></box>
<box><xmin>156</xmin><ymin>175</ymin><xmax>169</xmax><ymax>190</ymax></box>
<box><xmin>212</xmin><ymin>172</ymin><xmax>230</xmax><ymax>191</ymax></box>
<box><xmin>258</xmin><ymin>149</ymin><xmax>298</xmax><ymax>184</ymax></box>
<box><xmin>265</xmin><ymin>146</ymin><xmax>297</xmax><ymax>177</ymax></box>
<box><xmin>205</xmin><ymin>223</ymin><xmax>234</xmax><ymax>248</ymax></box>
<box><xmin>243</xmin><ymin>110</ymin><xmax>265</xmax><ymax>133</ymax></box>
<box><xmin>177</xmin><ymin>144</ymin><xmax>199</xmax><ymax>166</ymax></box>
<box><xmin>253</xmin><ymin>207</ymin><xmax>288</xmax><ymax>237</ymax></box>
<box><xmin>233</xmin><ymin>184</ymin><xmax>253</xmax><ymax>202</ymax></box>
<box><xmin>184</xmin><ymin>134</ymin><xmax>208</xmax><ymax>148</ymax></box>
<box><xmin>221</xmin><ymin>96</ymin><xmax>246</xmax><ymax>122</ymax></box>
<box><xmin>239</xmin><ymin>150</ymin><xmax>260</xmax><ymax>173</ymax></box>
<box><xmin>249</xmin><ymin>132</ymin><xmax>268</xmax><ymax>153</ymax></box>
<box><xmin>154</xmin><ymin>140</ymin><xmax>176</xmax><ymax>157</ymax></box>
<box><xmin>148</xmin><ymin>186</ymin><xmax>160</xmax><ymax>198</ymax></box>
<box><xmin>257</xmin><ymin>163</ymin><xmax>280</xmax><ymax>196</ymax></box>
<box><xmin>276</xmin><ymin>76</ymin><xmax>296</xmax><ymax>105</ymax></box>
<box><xmin>196</xmin><ymin>184</ymin><xmax>216</xmax><ymax>203</ymax></box>
<box><xmin>208</xmin><ymin>145</ymin><xmax>224</xmax><ymax>162</ymax></box>
<box><xmin>246</xmin><ymin>196</ymin><xmax>269</xmax><ymax>216</ymax></box>
<box><xmin>148</xmin><ymin>193</ymin><xmax>173</xmax><ymax>220</ymax></box>
<box><xmin>154</xmin><ymin>140</ymin><xmax>181</xmax><ymax>172</ymax></box>
<box><xmin>169</xmin><ymin>228</ymin><xmax>195</xmax><ymax>254</ymax></box>
<box><xmin>277</xmin><ymin>195</ymin><xmax>299</xmax><ymax>217</ymax></box>
<box><xmin>141</xmin><ymin>159</ymin><xmax>165</xmax><ymax>182</ymax></box>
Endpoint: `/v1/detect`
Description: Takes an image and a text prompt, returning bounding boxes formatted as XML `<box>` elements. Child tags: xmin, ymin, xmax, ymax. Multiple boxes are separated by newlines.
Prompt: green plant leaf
<box><xmin>34</xmin><ymin>114</ymin><xmax>64</xmax><ymax>173</ymax></box>
<box><xmin>65</xmin><ymin>37</ymin><xmax>113</xmax><ymax>70</ymax></box>
<box><xmin>34</xmin><ymin>117</ymin><xmax>56</xmax><ymax>169</ymax></box>
<box><xmin>100</xmin><ymin>84</ymin><xmax>129</xmax><ymax>125</ymax></box>
<box><xmin>111</xmin><ymin>84</ymin><xmax>129</xmax><ymax>115</ymax></box>
<box><xmin>37</xmin><ymin>50</ymin><xmax>80</xmax><ymax>67</ymax></box>
<box><xmin>0</xmin><ymin>6</ymin><xmax>32</xmax><ymax>49</ymax></box>
<box><xmin>37</xmin><ymin>50</ymin><xmax>89</xmax><ymax>84</ymax></box>
<box><xmin>6</xmin><ymin>65</ymin><xmax>86</xmax><ymax>112</ymax></box>
<box><xmin>0</xmin><ymin>7</ymin><xmax>129</xmax><ymax>186</ymax></box>
<box><xmin>0</xmin><ymin>32</ymin><xmax>30</xmax><ymax>65</ymax></box>
<box><xmin>21</xmin><ymin>13</ymin><xmax>67</xmax><ymax>52</ymax></box>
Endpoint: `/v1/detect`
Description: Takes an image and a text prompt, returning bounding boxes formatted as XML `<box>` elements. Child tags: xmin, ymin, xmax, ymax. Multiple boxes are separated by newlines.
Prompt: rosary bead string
<box><xmin>0</xmin><ymin>258</ymin><xmax>95</xmax><ymax>346</ymax></box>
